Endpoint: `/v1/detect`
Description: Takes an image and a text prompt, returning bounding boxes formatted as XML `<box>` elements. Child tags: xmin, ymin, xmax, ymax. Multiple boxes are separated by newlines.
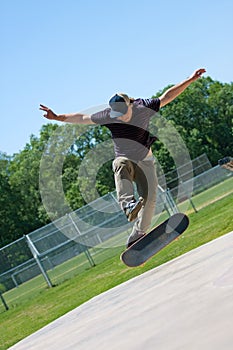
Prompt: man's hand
<box><xmin>189</xmin><ymin>68</ymin><xmax>206</xmax><ymax>82</ymax></box>
<box><xmin>159</xmin><ymin>67</ymin><xmax>206</xmax><ymax>107</ymax></box>
<box><xmin>40</xmin><ymin>104</ymin><xmax>57</xmax><ymax>120</ymax></box>
<box><xmin>39</xmin><ymin>104</ymin><xmax>94</xmax><ymax>124</ymax></box>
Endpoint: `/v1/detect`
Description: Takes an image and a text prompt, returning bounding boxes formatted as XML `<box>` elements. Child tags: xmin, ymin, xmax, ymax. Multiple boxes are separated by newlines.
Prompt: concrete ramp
<box><xmin>10</xmin><ymin>231</ymin><xmax>233</xmax><ymax>350</ymax></box>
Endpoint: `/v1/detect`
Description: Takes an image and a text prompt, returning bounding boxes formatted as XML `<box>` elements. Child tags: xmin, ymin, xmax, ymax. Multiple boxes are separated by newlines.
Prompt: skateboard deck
<box><xmin>121</xmin><ymin>213</ymin><xmax>189</xmax><ymax>267</ymax></box>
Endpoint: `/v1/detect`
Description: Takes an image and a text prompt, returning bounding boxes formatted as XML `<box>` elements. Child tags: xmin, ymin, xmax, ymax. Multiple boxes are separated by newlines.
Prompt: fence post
<box><xmin>166</xmin><ymin>189</ymin><xmax>179</xmax><ymax>214</ymax></box>
<box><xmin>24</xmin><ymin>235</ymin><xmax>53</xmax><ymax>288</ymax></box>
<box><xmin>158</xmin><ymin>185</ymin><xmax>179</xmax><ymax>215</ymax></box>
<box><xmin>0</xmin><ymin>293</ymin><xmax>9</xmax><ymax>311</ymax></box>
<box><xmin>11</xmin><ymin>274</ymin><xmax>19</xmax><ymax>288</ymax></box>
<box><xmin>179</xmin><ymin>181</ymin><xmax>198</xmax><ymax>213</ymax></box>
<box><xmin>68</xmin><ymin>214</ymin><xmax>95</xmax><ymax>267</ymax></box>
<box><xmin>189</xmin><ymin>197</ymin><xmax>198</xmax><ymax>213</ymax></box>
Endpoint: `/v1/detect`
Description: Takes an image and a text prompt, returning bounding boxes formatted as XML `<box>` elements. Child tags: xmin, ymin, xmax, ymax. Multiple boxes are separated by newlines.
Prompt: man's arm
<box><xmin>39</xmin><ymin>104</ymin><xmax>95</xmax><ymax>125</ymax></box>
<box><xmin>159</xmin><ymin>68</ymin><xmax>206</xmax><ymax>107</ymax></box>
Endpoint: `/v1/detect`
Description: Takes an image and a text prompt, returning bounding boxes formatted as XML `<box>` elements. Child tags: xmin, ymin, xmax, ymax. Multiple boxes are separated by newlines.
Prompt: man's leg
<box><xmin>135</xmin><ymin>159</ymin><xmax>158</xmax><ymax>232</ymax></box>
<box><xmin>112</xmin><ymin>157</ymin><xmax>143</xmax><ymax>221</ymax></box>
<box><xmin>126</xmin><ymin>158</ymin><xmax>158</xmax><ymax>247</ymax></box>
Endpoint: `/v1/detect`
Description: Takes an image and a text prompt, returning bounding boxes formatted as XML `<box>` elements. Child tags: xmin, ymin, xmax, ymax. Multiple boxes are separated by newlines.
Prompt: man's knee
<box><xmin>112</xmin><ymin>157</ymin><xmax>134</xmax><ymax>174</ymax></box>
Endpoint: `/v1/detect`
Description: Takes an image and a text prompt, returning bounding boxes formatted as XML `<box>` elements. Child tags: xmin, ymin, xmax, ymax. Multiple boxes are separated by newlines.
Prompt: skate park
<box><xmin>1</xmin><ymin>2</ymin><xmax>233</xmax><ymax>348</ymax></box>
<box><xmin>8</xmin><ymin>229</ymin><xmax>233</xmax><ymax>350</ymax></box>
<box><xmin>1</xmin><ymin>160</ymin><xmax>233</xmax><ymax>350</ymax></box>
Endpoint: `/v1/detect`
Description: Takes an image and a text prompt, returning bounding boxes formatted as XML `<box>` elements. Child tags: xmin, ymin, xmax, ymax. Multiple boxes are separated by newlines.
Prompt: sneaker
<box><xmin>126</xmin><ymin>232</ymin><xmax>145</xmax><ymax>248</ymax></box>
<box><xmin>124</xmin><ymin>197</ymin><xmax>144</xmax><ymax>222</ymax></box>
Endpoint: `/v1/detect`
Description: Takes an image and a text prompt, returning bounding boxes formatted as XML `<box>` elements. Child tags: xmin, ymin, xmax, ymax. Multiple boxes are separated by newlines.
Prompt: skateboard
<box><xmin>218</xmin><ymin>156</ymin><xmax>233</xmax><ymax>171</ymax></box>
<box><xmin>121</xmin><ymin>213</ymin><xmax>189</xmax><ymax>267</ymax></box>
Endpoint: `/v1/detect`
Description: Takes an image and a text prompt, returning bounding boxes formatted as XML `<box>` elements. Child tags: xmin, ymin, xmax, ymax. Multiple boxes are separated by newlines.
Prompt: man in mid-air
<box><xmin>40</xmin><ymin>68</ymin><xmax>206</xmax><ymax>247</ymax></box>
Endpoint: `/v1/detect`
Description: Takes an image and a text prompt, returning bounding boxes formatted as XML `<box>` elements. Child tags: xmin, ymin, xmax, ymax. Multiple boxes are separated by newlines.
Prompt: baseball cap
<box><xmin>109</xmin><ymin>93</ymin><xmax>131</xmax><ymax>118</ymax></box>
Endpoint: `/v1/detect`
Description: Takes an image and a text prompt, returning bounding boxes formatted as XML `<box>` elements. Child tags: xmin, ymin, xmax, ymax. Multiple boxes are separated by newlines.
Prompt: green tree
<box><xmin>7</xmin><ymin>124</ymin><xmax>58</xmax><ymax>235</ymax></box>
<box><xmin>153</xmin><ymin>77</ymin><xmax>233</xmax><ymax>166</ymax></box>
<box><xmin>1</xmin><ymin>77</ymin><xmax>232</xmax><ymax>246</ymax></box>
<box><xmin>63</xmin><ymin>125</ymin><xmax>114</xmax><ymax>210</ymax></box>
<box><xmin>0</xmin><ymin>172</ymin><xmax>23</xmax><ymax>247</ymax></box>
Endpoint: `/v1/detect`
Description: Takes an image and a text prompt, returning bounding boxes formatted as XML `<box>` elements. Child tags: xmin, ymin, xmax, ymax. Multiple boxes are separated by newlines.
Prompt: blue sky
<box><xmin>1</xmin><ymin>0</ymin><xmax>232</xmax><ymax>155</ymax></box>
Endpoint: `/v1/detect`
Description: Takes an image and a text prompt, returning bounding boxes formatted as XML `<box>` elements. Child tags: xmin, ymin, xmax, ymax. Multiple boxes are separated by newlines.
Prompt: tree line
<box><xmin>0</xmin><ymin>77</ymin><xmax>232</xmax><ymax>247</ymax></box>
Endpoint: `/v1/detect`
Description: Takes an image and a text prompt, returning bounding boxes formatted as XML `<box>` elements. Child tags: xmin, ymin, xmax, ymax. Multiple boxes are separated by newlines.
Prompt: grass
<box><xmin>0</xmin><ymin>191</ymin><xmax>233</xmax><ymax>349</ymax></box>
<box><xmin>178</xmin><ymin>175</ymin><xmax>233</xmax><ymax>213</ymax></box>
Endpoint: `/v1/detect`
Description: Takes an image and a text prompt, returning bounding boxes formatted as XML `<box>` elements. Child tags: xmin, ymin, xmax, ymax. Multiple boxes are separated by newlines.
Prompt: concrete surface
<box><xmin>9</xmin><ymin>231</ymin><xmax>233</xmax><ymax>350</ymax></box>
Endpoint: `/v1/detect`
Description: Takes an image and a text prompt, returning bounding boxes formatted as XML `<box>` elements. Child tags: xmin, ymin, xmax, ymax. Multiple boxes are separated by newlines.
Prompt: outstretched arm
<box><xmin>39</xmin><ymin>104</ymin><xmax>95</xmax><ymax>125</ymax></box>
<box><xmin>159</xmin><ymin>68</ymin><xmax>206</xmax><ymax>107</ymax></box>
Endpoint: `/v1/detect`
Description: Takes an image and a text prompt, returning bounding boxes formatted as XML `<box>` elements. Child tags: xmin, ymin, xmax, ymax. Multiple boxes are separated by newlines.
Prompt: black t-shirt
<box><xmin>91</xmin><ymin>98</ymin><xmax>160</xmax><ymax>161</ymax></box>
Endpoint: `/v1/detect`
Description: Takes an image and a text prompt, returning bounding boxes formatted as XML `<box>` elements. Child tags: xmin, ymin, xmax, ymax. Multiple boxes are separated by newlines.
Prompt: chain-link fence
<box><xmin>160</xmin><ymin>153</ymin><xmax>212</xmax><ymax>189</ymax></box>
<box><xmin>0</xmin><ymin>187</ymin><xmax>170</xmax><ymax>294</ymax></box>
<box><xmin>170</xmin><ymin>165</ymin><xmax>233</xmax><ymax>204</ymax></box>
<box><xmin>0</xmin><ymin>237</ymin><xmax>34</xmax><ymax>291</ymax></box>
<box><xmin>1</xmin><ymin>154</ymin><xmax>232</xmax><ymax>310</ymax></box>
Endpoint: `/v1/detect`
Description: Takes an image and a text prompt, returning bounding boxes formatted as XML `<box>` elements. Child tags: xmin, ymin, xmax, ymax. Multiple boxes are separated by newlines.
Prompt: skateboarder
<box><xmin>40</xmin><ymin>68</ymin><xmax>206</xmax><ymax>248</ymax></box>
